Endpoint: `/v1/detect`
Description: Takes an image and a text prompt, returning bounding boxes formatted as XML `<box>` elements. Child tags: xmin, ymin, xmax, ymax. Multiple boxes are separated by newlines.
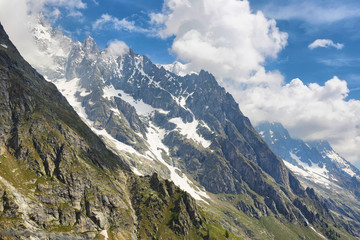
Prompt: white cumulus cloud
<box><xmin>104</xmin><ymin>39</ymin><xmax>129</xmax><ymax>58</ymax></box>
<box><xmin>27</xmin><ymin>0</ymin><xmax>86</xmax><ymax>20</ymax></box>
<box><xmin>150</xmin><ymin>0</ymin><xmax>287</xmax><ymax>86</ymax></box>
<box><xmin>92</xmin><ymin>14</ymin><xmax>148</xmax><ymax>33</ymax></box>
<box><xmin>309</xmin><ymin>39</ymin><xmax>344</xmax><ymax>50</ymax></box>
<box><xmin>237</xmin><ymin>76</ymin><xmax>360</xmax><ymax>163</ymax></box>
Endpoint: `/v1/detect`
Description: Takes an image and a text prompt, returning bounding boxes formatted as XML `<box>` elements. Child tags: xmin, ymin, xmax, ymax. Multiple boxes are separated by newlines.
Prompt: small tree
<box><xmin>225</xmin><ymin>230</ymin><xmax>230</xmax><ymax>238</ymax></box>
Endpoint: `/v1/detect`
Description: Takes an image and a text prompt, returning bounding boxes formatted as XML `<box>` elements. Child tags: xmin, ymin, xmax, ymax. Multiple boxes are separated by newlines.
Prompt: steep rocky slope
<box><xmin>21</xmin><ymin>17</ymin><xmax>360</xmax><ymax>239</ymax></box>
<box><xmin>256</xmin><ymin>122</ymin><xmax>360</xmax><ymax>237</ymax></box>
<box><xmin>0</xmin><ymin>22</ymin><xmax>210</xmax><ymax>239</ymax></box>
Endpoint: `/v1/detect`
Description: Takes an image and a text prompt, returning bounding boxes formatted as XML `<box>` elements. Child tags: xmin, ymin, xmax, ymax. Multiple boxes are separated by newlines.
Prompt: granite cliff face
<box><xmin>0</xmin><ymin>22</ymin><xmax>208</xmax><ymax>239</ymax></box>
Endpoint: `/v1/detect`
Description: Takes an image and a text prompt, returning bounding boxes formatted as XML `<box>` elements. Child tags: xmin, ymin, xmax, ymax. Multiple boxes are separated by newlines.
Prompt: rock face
<box><xmin>16</xmin><ymin>17</ymin><xmax>359</xmax><ymax>239</ymax></box>
<box><xmin>0</xmin><ymin>23</ymin><xmax>207</xmax><ymax>239</ymax></box>
<box><xmin>1</xmin><ymin>16</ymin><xmax>358</xmax><ymax>238</ymax></box>
<box><xmin>256</xmin><ymin>121</ymin><xmax>360</xmax><ymax>237</ymax></box>
<box><xmin>56</xmin><ymin>34</ymin><xmax>309</xmax><ymax>211</ymax></box>
<box><xmin>129</xmin><ymin>173</ymin><xmax>206</xmax><ymax>239</ymax></box>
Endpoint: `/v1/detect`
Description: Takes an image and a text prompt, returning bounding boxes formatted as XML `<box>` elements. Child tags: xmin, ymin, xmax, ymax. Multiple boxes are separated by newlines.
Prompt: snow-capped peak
<box><xmin>82</xmin><ymin>36</ymin><xmax>99</xmax><ymax>55</ymax></box>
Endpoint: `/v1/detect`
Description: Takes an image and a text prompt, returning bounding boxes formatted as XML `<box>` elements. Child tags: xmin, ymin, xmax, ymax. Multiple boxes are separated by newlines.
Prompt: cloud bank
<box><xmin>152</xmin><ymin>0</ymin><xmax>360</xmax><ymax>164</ymax></box>
<box><xmin>309</xmin><ymin>39</ymin><xmax>344</xmax><ymax>50</ymax></box>
<box><xmin>0</xmin><ymin>0</ymin><xmax>86</xmax><ymax>67</ymax></box>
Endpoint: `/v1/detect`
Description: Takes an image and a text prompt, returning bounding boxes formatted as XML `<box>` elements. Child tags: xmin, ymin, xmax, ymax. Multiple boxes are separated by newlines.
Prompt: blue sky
<box><xmin>250</xmin><ymin>0</ymin><xmax>360</xmax><ymax>99</ymax></box>
<box><xmin>1</xmin><ymin>0</ymin><xmax>360</xmax><ymax>167</ymax></box>
<box><xmin>52</xmin><ymin>0</ymin><xmax>360</xmax><ymax>99</ymax></box>
<box><xmin>56</xmin><ymin>0</ymin><xmax>172</xmax><ymax>63</ymax></box>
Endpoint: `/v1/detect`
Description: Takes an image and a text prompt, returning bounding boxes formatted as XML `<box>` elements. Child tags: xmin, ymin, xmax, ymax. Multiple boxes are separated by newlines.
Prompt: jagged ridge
<box><xmin>3</xmin><ymin>16</ymin><xmax>357</xmax><ymax>239</ymax></box>
<box><xmin>0</xmin><ymin>22</ymin><xmax>210</xmax><ymax>239</ymax></box>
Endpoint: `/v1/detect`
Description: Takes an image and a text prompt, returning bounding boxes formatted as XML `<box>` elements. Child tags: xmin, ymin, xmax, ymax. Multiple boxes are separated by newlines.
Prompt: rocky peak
<box><xmin>257</xmin><ymin>121</ymin><xmax>291</xmax><ymax>140</ymax></box>
<box><xmin>307</xmin><ymin>140</ymin><xmax>335</xmax><ymax>155</ymax></box>
<box><xmin>82</xmin><ymin>36</ymin><xmax>99</xmax><ymax>56</ymax></box>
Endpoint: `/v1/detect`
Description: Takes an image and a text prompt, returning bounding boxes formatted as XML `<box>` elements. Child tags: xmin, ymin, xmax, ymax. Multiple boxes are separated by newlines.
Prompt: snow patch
<box><xmin>103</xmin><ymin>84</ymin><xmax>165</xmax><ymax>116</ymax></box>
<box><xmin>92</xmin><ymin>129</ymin><xmax>142</xmax><ymax>156</ymax></box>
<box><xmin>132</xmin><ymin>167</ymin><xmax>143</xmax><ymax>176</ymax></box>
<box><xmin>53</xmin><ymin>78</ymin><xmax>90</xmax><ymax>124</ymax></box>
<box><xmin>0</xmin><ymin>44</ymin><xmax>8</xmax><ymax>49</ymax></box>
<box><xmin>169</xmin><ymin>117</ymin><xmax>211</xmax><ymax>148</ymax></box>
<box><xmin>289</xmin><ymin>151</ymin><xmax>301</xmax><ymax>162</ymax></box>
<box><xmin>343</xmin><ymin>168</ymin><xmax>356</xmax><ymax>177</ymax></box>
<box><xmin>110</xmin><ymin>108</ymin><xmax>122</xmax><ymax>118</ymax></box>
<box><xmin>102</xmin><ymin>84</ymin><xmax>122</xmax><ymax>100</ymax></box>
<box><xmin>53</xmin><ymin>79</ymin><xmax>147</xmax><ymax>161</ymax></box>
<box><xmin>298</xmin><ymin>209</ymin><xmax>309</xmax><ymax>225</ymax></box>
<box><xmin>325</xmin><ymin>151</ymin><xmax>356</xmax><ymax>177</ymax></box>
<box><xmin>146</xmin><ymin>123</ymin><xmax>209</xmax><ymax>202</ymax></box>
<box><xmin>79</xmin><ymin>90</ymin><xmax>91</xmax><ymax>97</ymax></box>
<box><xmin>269</xmin><ymin>129</ymin><xmax>274</xmax><ymax>138</ymax></box>
<box><xmin>287</xmin><ymin>152</ymin><xmax>331</xmax><ymax>186</ymax></box>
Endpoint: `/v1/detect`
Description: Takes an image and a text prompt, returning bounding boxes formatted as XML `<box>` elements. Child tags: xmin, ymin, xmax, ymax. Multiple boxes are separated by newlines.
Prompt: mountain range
<box><xmin>256</xmin><ymin>122</ymin><xmax>360</xmax><ymax>235</ymax></box>
<box><xmin>0</xmin><ymin>15</ymin><xmax>359</xmax><ymax>239</ymax></box>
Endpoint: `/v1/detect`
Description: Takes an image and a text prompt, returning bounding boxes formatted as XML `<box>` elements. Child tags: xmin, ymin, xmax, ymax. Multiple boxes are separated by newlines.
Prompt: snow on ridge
<box><xmin>103</xmin><ymin>84</ymin><xmax>169</xmax><ymax>116</ymax></box>
<box><xmin>170</xmin><ymin>93</ymin><xmax>212</xmax><ymax>148</ymax></box>
<box><xmin>284</xmin><ymin>161</ymin><xmax>331</xmax><ymax>186</ymax></box>
<box><xmin>29</xmin><ymin>22</ymin><xmax>211</xmax><ymax>202</ymax></box>
<box><xmin>343</xmin><ymin>168</ymin><xmax>356</xmax><ymax>177</ymax></box>
<box><xmin>134</xmin><ymin>55</ymin><xmax>154</xmax><ymax>81</ymax></box>
<box><xmin>288</xmin><ymin>151</ymin><xmax>330</xmax><ymax>186</ymax></box>
<box><xmin>325</xmin><ymin>150</ymin><xmax>346</xmax><ymax>165</ymax></box>
<box><xmin>54</xmin><ymin>78</ymin><xmax>89</xmax><ymax>122</ymax></box>
<box><xmin>146</xmin><ymin>123</ymin><xmax>209</xmax><ymax>202</ymax></box>
<box><xmin>169</xmin><ymin>117</ymin><xmax>211</xmax><ymax>148</ymax></box>
<box><xmin>53</xmin><ymin>79</ymin><xmax>143</xmax><ymax>154</ymax></box>
<box><xmin>325</xmin><ymin>151</ymin><xmax>357</xmax><ymax>177</ymax></box>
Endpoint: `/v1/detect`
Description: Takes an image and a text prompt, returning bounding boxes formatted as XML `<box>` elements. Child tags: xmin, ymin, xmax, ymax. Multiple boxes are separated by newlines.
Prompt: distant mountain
<box><xmin>256</xmin><ymin>121</ymin><xmax>360</xmax><ymax>234</ymax></box>
<box><xmin>3</xmin><ymin>15</ymin><xmax>358</xmax><ymax>239</ymax></box>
